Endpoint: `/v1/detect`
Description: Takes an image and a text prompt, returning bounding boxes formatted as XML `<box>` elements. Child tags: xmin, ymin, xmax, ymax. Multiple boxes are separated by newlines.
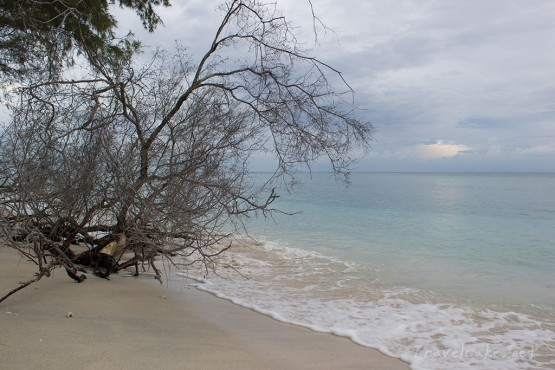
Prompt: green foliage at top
<box><xmin>0</xmin><ymin>0</ymin><xmax>170</xmax><ymax>78</ymax></box>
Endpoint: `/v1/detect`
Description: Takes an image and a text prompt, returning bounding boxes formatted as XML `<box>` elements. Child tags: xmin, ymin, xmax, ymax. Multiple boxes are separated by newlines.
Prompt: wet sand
<box><xmin>0</xmin><ymin>247</ymin><xmax>409</xmax><ymax>369</ymax></box>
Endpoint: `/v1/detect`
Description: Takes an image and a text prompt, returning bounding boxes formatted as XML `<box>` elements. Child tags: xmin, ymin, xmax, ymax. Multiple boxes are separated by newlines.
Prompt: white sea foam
<box><xmin>177</xmin><ymin>238</ymin><xmax>555</xmax><ymax>370</ymax></box>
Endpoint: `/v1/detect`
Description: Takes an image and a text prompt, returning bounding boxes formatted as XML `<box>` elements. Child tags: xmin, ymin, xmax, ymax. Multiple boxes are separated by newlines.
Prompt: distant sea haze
<box><xmin>184</xmin><ymin>172</ymin><xmax>555</xmax><ymax>370</ymax></box>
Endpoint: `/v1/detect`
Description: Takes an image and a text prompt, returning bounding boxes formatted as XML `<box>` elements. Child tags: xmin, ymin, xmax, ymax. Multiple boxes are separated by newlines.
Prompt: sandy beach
<box><xmin>0</xmin><ymin>247</ymin><xmax>409</xmax><ymax>369</ymax></box>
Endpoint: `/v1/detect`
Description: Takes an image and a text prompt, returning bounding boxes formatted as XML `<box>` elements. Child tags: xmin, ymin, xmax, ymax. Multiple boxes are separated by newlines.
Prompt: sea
<box><xmin>179</xmin><ymin>172</ymin><xmax>555</xmax><ymax>369</ymax></box>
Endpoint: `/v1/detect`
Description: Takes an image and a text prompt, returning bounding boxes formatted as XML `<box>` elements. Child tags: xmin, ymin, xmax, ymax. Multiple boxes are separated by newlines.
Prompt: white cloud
<box><xmin>368</xmin><ymin>140</ymin><xmax>471</xmax><ymax>161</ymax></box>
<box><xmin>412</xmin><ymin>141</ymin><xmax>471</xmax><ymax>160</ymax></box>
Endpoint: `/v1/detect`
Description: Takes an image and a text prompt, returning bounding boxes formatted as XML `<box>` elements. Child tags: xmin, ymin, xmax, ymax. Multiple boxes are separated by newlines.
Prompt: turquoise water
<box><xmin>185</xmin><ymin>173</ymin><xmax>555</xmax><ymax>369</ymax></box>
<box><xmin>253</xmin><ymin>173</ymin><xmax>555</xmax><ymax>305</ymax></box>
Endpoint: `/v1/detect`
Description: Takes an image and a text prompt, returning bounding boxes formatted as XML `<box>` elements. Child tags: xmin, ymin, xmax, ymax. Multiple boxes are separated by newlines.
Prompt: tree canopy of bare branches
<box><xmin>0</xmin><ymin>0</ymin><xmax>373</xmax><ymax>302</ymax></box>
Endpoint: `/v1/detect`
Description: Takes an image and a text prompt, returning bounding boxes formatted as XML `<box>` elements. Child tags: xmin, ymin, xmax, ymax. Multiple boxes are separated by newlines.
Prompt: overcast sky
<box><xmin>115</xmin><ymin>0</ymin><xmax>555</xmax><ymax>172</ymax></box>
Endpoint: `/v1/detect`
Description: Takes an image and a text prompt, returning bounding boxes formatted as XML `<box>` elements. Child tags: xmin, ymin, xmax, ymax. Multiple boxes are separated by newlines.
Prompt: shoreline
<box><xmin>1</xmin><ymin>247</ymin><xmax>409</xmax><ymax>369</ymax></box>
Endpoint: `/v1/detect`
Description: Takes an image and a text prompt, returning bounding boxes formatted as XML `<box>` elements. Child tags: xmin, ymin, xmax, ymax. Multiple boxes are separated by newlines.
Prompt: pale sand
<box><xmin>0</xmin><ymin>247</ymin><xmax>410</xmax><ymax>369</ymax></box>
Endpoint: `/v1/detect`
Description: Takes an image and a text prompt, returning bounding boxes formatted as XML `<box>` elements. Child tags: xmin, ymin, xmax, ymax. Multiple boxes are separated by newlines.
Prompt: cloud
<box><xmin>456</xmin><ymin>116</ymin><xmax>507</xmax><ymax>129</ymax></box>
<box><xmin>410</xmin><ymin>141</ymin><xmax>471</xmax><ymax>160</ymax></box>
<box><xmin>368</xmin><ymin>140</ymin><xmax>471</xmax><ymax>161</ymax></box>
<box><xmin>515</xmin><ymin>142</ymin><xmax>555</xmax><ymax>156</ymax></box>
<box><xmin>109</xmin><ymin>0</ymin><xmax>555</xmax><ymax>172</ymax></box>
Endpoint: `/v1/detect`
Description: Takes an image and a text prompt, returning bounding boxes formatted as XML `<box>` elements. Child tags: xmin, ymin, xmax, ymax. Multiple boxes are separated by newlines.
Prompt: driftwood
<box><xmin>1</xmin><ymin>214</ymin><xmax>208</xmax><ymax>303</ymax></box>
<box><xmin>0</xmin><ymin>273</ymin><xmax>43</xmax><ymax>305</ymax></box>
<box><xmin>72</xmin><ymin>233</ymin><xmax>128</xmax><ymax>279</ymax></box>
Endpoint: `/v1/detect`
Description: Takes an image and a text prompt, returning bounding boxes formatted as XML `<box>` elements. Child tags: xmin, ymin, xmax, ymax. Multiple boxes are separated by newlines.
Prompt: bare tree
<box><xmin>0</xmin><ymin>0</ymin><xmax>372</xmax><ymax>302</ymax></box>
